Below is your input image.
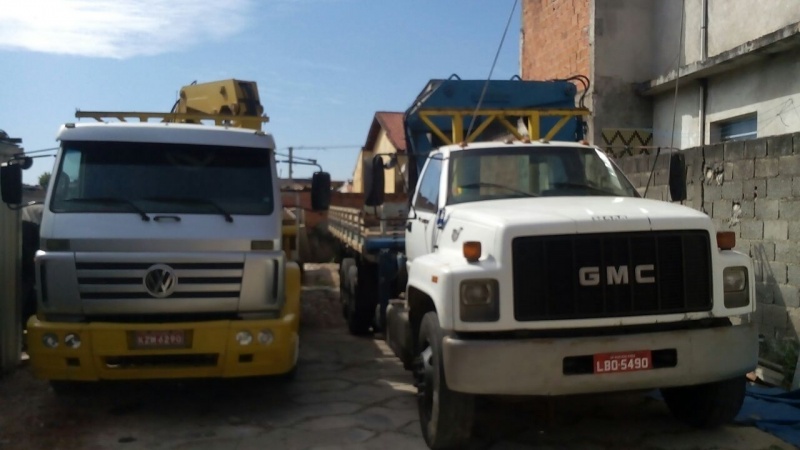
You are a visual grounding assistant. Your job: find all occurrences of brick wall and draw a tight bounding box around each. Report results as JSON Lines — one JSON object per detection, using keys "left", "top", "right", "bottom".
{"left": 613, "top": 132, "right": 800, "bottom": 360}
{"left": 521, "top": 0, "right": 590, "bottom": 80}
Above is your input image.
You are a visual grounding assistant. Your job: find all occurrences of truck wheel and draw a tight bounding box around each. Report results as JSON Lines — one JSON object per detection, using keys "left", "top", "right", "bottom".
{"left": 346, "top": 261, "right": 375, "bottom": 335}
{"left": 339, "top": 258, "right": 355, "bottom": 319}
{"left": 660, "top": 376, "right": 746, "bottom": 428}
{"left": 50, "top": 380, "right": 89, "bottom": 396}
{"left": 414, "top": 312, "right": 474, "bottom": 449}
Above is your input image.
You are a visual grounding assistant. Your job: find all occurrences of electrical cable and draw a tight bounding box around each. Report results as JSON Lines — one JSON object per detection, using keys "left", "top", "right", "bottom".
{"left": 645, "top": 0, "right": 685, "bottom": 199}
{"left": 466, "top": 0, "right": 519, "bottom": 141}
{"left": 18, "top": 147, "right": 59, "bottom": 155}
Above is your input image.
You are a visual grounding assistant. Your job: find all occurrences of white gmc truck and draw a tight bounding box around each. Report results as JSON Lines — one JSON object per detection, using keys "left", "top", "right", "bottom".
{"left": 377, "top": 139, "right": 757, "bottom": 449}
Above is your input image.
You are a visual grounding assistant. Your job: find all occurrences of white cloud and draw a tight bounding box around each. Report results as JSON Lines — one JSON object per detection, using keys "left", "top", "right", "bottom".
{"left": 0, "top": 0, "right": 255, "bottom": 59}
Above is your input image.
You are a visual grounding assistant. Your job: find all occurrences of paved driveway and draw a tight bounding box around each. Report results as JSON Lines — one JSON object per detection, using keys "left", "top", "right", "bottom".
{"left": 0, "top": 266, "right": 792, "bottom": 449}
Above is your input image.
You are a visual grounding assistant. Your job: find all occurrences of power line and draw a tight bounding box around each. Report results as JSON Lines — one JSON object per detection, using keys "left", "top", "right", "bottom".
{"left": 466, "top": 0, "right": 518, "bottom": 140}
{"left": 281, "top": 145, "right": 361, "bottom": 151}
{"left": 21, "top": 147, "right": 59, "bottom": 155}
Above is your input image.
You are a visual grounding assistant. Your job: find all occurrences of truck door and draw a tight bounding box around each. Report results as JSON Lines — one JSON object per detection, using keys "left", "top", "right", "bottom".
{"left": 406, "top": 156, "right": 442, "bottom": 262}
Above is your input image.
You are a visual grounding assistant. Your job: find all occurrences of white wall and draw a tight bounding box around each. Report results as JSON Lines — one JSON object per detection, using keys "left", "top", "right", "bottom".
{"left": 652, "top": 0, "right": 703, "bottom": 74}
{"left": 706, "top": 52, "right": 800, "bottom": 141}
{"left": 653, "top": 0, "right": 800, "bottom": 75}
{"left": 593, "top": 0, "right": 654, "bottom": 82}
{"left": 596, "top": 0, "right": 800, "bottom": 148}
{"left": 652, "top": 51, "right": 800, "bottom": 147}
{"left": 708, "top": 0, "right": 800, "bottom": 57}
{"left": 590, "top": 0, "right": 656, "bottom": 144}
{"left": 652, "top": 84, "right": 702, "bottom": 149}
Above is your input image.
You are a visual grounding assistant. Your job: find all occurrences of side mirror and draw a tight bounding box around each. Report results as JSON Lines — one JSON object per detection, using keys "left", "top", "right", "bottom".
{"left": 1, "top": 162, "right": 23, "bottom": 205}
{"left": 311, "top": 171, "right": 331, "bottom": 211}
{"left": 19, "top": 156, "right": 33, "bottom": 170}
{"left": 365, "top": 155, "right": 385, "bottom": 207}
{"left": 669, "top": 152, "right": 687, "bottom": 202}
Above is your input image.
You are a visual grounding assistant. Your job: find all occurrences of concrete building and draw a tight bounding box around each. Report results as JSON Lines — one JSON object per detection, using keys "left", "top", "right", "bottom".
{"left": 521, "top": 0, "right": 800, "bottom": 152}
{"left": 522, "top": 0, "right": 800, "bottom": 382}
{"left": 351, "top": 112, "right": 408, "bottom": 194}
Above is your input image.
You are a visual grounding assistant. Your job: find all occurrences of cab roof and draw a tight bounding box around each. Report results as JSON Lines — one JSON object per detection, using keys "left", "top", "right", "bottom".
{"left": 57, "top": 122, "right": 276, "bottom": 150}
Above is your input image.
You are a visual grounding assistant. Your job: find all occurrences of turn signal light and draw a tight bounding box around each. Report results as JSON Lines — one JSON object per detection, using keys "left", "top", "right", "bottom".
{"left": 251, "top": 240, "right": 274, "bottom": 250}
{"left": 463, "top": 241, "right": 481, "bottom": 262}
{"left": 717, "top": 231, "right": 735, "bottom": 250}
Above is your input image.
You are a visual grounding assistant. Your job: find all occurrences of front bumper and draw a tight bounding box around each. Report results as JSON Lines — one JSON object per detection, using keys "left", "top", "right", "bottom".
{"left": 442, "top": 321, "right": 758, "bottom": 395}
{"left": 26, "top": 314, "right": 299, "bottom": 381}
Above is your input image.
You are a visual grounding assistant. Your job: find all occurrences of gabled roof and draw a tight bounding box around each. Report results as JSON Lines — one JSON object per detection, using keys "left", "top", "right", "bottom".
{"left": 364, "top": 111, "right": 406, "bottom": 153}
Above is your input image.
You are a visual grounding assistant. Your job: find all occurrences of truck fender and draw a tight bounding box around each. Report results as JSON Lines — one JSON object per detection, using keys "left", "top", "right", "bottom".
{"left": 406, "top": 257, "right": 453, "bottom": 330}
{"left": 283, "top": 261, "right": 302, "bottom": 329}
{"left": 346, "top": 264, "right": 358, "bottom": 296}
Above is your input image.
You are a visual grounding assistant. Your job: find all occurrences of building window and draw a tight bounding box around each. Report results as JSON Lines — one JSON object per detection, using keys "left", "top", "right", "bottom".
{"left": 712, "top": 115, "right": 757, "bottom": 143}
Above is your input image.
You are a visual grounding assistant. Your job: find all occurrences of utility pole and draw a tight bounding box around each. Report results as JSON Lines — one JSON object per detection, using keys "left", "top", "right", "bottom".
{"left": 288, "top": 146, "right": 293, "bottom": 184}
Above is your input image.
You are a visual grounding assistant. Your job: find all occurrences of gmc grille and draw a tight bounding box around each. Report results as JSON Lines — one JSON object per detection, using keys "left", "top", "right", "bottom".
{"left": 512, "top": 231, "right": 712, "bottom": 321}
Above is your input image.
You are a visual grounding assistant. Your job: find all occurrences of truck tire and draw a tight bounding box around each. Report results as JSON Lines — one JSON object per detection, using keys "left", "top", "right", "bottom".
{"left": 346, "top": 261, "right": 375, "bottom": 335}
{"left": 339, "top": 258, "right": 356, "bottom": 319}
{"left": 414, "top": 312, "right": 474, "bottom": 449}
{"left": 50, "top": 380, "right": 90, "bottom": 396}
{"left": 660, "top": 376, "right": 746, "bottom": 428}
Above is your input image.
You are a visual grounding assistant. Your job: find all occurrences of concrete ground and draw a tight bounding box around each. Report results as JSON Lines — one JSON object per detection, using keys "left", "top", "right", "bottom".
{"left": 0, "top": 264, "right": 793, "bottom": 449}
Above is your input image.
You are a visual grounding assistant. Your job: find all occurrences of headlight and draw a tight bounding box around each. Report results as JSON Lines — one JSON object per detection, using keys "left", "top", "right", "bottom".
{"left": 258, "top": 330, "right": 274, "bottom": 345}
{"left": 460, "top": 279, "right": 499, "bottom": 322}
{"left": 42, "top": 333, "right": 59, "bottom": 349}
{"left": 64, "top": 333, "right": 81, "bottom": 349}
{"left": 235, "top": 331, "right": 253, "bottom": 346}
{"left": 723, "top": 266, "right": 749, "bottom": 308}
{"left": 723, "top": 267, "right": 747, "bottom": 292}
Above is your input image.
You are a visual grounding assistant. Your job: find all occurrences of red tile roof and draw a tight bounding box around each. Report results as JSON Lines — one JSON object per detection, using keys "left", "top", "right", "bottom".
{"left": 364, "top": 111, "right": 406, "bottom": 152}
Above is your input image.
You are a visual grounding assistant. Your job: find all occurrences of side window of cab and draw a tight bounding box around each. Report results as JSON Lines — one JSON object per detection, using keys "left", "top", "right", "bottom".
{"left": 54, "top": 148, "right": 82, "bottom": 201}
{"left": 413, "top": 156, "right": 442, "bottom": 212}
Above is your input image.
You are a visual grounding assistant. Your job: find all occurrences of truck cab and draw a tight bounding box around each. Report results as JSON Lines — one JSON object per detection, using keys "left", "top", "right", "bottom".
{"left": 405, "top": 140, "right": 641, "bottom": 262}
{"left": 10, "top": 120, "right": 319, "bottom": 386}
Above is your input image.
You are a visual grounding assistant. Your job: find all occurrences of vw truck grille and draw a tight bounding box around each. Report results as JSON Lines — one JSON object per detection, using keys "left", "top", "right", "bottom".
{"left": 512, "top": 231, "right": 712, "bottom": 321}
{"left": 77, "top": 262, "right": 244, "bottom": 300}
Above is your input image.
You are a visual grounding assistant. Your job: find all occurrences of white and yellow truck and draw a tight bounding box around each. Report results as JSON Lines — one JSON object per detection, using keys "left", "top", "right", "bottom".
{"left": 0, "top": 79, "right": 331, "bottom": 390}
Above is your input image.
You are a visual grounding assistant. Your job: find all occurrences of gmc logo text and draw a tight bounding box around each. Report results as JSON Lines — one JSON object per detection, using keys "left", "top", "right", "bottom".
{"left": 579, "top": 264, "right": 656, "bottom": 286}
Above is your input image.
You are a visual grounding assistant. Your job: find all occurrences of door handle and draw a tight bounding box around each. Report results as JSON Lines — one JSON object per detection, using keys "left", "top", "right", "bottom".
{"left": 406, "top": 221, "right": 412, "bottom": 231}
{"left": 419, "top": 218, "right": 429, "bottom": 224}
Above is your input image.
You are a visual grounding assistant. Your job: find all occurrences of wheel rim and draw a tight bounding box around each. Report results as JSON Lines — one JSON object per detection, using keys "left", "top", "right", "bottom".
{"left": 415, "top": 344, "right": 434, "bottom": 426}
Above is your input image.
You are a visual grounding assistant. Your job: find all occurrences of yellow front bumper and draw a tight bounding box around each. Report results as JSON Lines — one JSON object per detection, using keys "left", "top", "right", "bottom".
{"left": 26, "top": 314, "right": 299, "bottom": 381}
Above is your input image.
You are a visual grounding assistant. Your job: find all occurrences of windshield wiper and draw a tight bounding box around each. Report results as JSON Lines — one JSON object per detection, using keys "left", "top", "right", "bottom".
{"left": 143, "top": 197, "right": 234, "bottom": 223}
{"left": 63, "top": 197, "right": 151, "bottom": 221}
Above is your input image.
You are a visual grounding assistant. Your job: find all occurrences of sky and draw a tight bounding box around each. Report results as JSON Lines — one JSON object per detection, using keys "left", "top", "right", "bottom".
{"left": 0, "top": 0, "right": 522, "bottom": 185}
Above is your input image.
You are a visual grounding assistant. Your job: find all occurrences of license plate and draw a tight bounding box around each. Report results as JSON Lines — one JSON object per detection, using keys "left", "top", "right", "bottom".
{"left": 593, "top": 350, "right": 652, "bottom": 374}
{"left": 130, "top": 330, "right": 189, "bottom": 349}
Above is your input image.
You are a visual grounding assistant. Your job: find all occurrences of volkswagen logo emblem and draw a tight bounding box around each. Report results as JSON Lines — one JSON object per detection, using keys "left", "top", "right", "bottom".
{"left": 144, "top": 264, "right": 178, "bottom": 298}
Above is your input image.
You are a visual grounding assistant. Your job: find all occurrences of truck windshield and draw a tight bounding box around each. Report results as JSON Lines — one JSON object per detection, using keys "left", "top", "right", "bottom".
{"left": 50, "top": 141, "right": 274, "bottom": 215}
{"left": 447, "top": 146, "right": 639, "bottom": 205}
